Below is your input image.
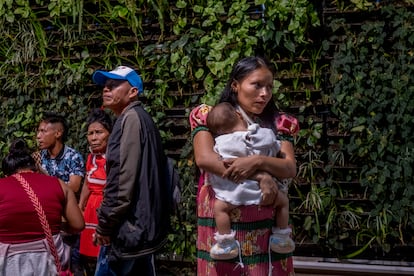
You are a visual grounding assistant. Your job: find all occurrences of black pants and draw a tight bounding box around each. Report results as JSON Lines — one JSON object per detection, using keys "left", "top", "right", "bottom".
{"left": 95, "top": 246, "right": 155, "bottom": 276}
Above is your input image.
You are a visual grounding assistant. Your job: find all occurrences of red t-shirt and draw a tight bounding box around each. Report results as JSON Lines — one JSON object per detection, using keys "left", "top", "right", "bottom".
{"left": 0, "top": 172, "right": 65, "bottom": 243}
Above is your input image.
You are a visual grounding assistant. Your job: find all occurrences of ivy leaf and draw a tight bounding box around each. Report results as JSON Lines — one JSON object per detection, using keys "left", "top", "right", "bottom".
{"left": 195, "top": 68, "right": 204, "bottom": 79}
{"left": 171, "top": 52, "right": 180, "bottom": 64}
{"left": 14, "top": 7, "right": 30, "bottom": 18}
{"left": 193, "top": 5, "right": 203, "bottom": 13}
{"left": 5, "top": 10, "right": 15, "bottom": 22}
{"left": 284, "top": 40, "right": 295, "bottom": 52}
{"left": 113, "top": 5, "right": 128, "bottom": 19}
{"left": 351, "top": 125, "right": 365, "bottom": 132}
{"left": 176, "top": 0, "right": 186, "bottom": 9}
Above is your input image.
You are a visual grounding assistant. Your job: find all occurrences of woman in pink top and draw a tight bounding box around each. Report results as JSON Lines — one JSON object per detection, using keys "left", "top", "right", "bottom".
{"left": 190, "top": 56, "right": 298, "bottom": 275}
{"left": 0, "top": 139, "right": 84, "bottom": 275}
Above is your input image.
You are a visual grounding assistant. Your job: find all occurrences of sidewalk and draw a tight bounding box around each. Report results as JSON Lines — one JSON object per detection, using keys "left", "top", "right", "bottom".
{"left": 294, "top": 256, "right": 414, "bottom": 275}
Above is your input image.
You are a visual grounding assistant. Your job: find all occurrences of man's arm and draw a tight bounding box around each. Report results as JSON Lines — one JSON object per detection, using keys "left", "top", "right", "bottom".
{"left": 96, "top": 110, "right": 141, "bottom": 238}
{"left": 67, "top": 150, "right": 85, "bottom": 193}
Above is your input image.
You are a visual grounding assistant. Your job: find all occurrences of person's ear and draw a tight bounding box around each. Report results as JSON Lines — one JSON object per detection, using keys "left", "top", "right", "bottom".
{"left": 54, "top": 127, "right": 63, "bottom": 140}
{"left": 231, "top": 81, "right": 238, "bottom": 93}
{"left": 129, "top": 87, "right": 139, "bottom": 98}
{"left": 235, "top": 110, "right": 243, "bottom": 119}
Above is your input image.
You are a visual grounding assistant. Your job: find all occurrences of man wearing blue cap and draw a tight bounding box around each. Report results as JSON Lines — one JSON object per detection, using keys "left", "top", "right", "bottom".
{"left": 91, "top": 66, "right": 170, "bottom": 275}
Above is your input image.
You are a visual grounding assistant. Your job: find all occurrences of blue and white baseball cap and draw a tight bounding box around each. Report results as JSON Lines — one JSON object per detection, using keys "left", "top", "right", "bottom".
{"left": 93, "top": 66, "right": 144, "bottom": 94}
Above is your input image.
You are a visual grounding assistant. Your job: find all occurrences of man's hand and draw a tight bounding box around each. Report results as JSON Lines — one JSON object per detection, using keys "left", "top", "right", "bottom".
{"left": 93, "top": 232, "right": 111, "bottom": 246}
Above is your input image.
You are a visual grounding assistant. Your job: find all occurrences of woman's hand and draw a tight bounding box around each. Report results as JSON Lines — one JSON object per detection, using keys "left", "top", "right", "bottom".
{"left": 223, "top": 157, "right": 278, "bottom": 205}
{"left": 78, "top": 180, "right": 90, "bottom": 213}
{"left": 222, "top": 155, "right": 259, "bottom": 183}
{"left": 78, "top": 202, "right": 85, "bottom": 212}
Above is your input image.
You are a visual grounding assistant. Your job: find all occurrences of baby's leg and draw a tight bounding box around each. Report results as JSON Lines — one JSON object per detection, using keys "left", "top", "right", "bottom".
{"left": 214, "top": 199, "right": 237, "bottom": 235}
{"left": 211, "top": 199, "right": 241, "bottom": 260}
{"left": 273, "top": 191, "right": 289, "bottom": 229}
{"left": 270, "top": 191, "right": 295, "bottom": 253}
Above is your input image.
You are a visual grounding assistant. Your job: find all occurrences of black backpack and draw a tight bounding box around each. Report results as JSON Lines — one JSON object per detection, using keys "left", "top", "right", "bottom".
{"left": 166, "top": 157, "right": 181, "bottom": 215}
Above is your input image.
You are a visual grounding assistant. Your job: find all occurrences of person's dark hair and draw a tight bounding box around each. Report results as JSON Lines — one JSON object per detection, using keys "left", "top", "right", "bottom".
{"left": 86, "top": 108, "right": 113, "bottom": 133}
{"left": 219, "top": 56, "right": 278, "bottom": 130}
{"left": 41, "top": 112, "right": 68, "bottom": 143}
{"left": 207, "top": 102, "right": 239, "bottom": 136}
{"left": 2, "top": 139, "right": 36, "bottom": 176}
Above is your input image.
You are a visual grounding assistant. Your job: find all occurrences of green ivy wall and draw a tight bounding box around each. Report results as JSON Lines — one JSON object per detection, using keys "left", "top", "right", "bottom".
{"left": 1, "top": 0, "right": 413, "bottom": 264}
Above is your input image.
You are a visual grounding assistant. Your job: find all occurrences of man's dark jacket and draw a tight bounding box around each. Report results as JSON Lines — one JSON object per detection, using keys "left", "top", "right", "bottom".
{"left": 96, "top": 101, "right": 169, "bottom": 259}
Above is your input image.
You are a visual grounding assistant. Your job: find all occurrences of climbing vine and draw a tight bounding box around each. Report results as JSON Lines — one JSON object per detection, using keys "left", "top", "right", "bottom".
{"left": 329, "top": 4, "right": 414, "bottom": 254}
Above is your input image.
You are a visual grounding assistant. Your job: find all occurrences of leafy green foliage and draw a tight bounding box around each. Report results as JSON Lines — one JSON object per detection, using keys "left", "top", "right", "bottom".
{"left": 153, "top": 0, "right": 320, "bottom": 106}
{"left": 329, "top": 4, "right": 414, "bottom": 253}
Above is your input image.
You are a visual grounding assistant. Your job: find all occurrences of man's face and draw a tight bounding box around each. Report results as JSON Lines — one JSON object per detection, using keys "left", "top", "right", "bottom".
{"left": 36, "top": 122, "right": 61, "bottom": 150}
{"left": 102, "top": 79, "right": 136, "bottom": 115}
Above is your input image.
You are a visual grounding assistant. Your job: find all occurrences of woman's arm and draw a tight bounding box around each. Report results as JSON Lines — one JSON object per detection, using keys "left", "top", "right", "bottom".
{"left": 222, "top": 140, "right": 296, "bottom": 180}
{"left": 78, "top": 179, "right": 90, "bottom": 211}
{"left": 193, "top": 130, "right": 278, "bottom": 205}
{"left": 193, "top": 130, "right": 227, "bottom": 176}
{"left": 60, "top": 181, "right": 85, "bottom": 233}
{"left": 67, "top": 175, "right": 83, "bottom": 193}
{"left": 255, "top": 140, "right": 296, "bottom": 177}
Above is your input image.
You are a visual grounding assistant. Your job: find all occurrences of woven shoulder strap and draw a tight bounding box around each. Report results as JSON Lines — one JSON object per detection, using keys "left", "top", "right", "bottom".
{"left": 12, "top": 173, "right": 63, "bottom": 272}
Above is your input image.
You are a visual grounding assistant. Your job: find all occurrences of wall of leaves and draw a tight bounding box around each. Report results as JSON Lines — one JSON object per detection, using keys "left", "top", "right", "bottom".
{"left": 1, "top": 0, "right": 413, "bottom": 264}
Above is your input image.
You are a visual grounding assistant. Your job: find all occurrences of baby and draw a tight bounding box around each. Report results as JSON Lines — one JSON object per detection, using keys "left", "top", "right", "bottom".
{"left": 206, "top": 102, "right": 295, "bottom": 260}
